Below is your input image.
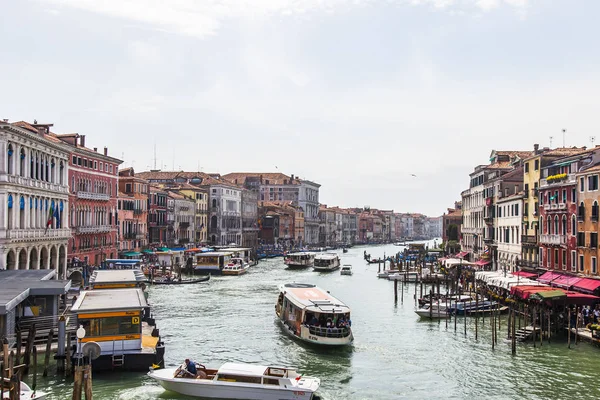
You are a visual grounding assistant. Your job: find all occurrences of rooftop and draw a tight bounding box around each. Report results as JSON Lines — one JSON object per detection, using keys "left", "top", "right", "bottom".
{"left": 89, "top": 270, "right": 146, "bottom": 286}
{"left": 0, "top": 270, "right": 71, "bottom": 314}
{"left": 280, "top": 283, "right": 350, "bottom": 313}
{"left": 71, "top": 288, "right": 148, "bottom": 313}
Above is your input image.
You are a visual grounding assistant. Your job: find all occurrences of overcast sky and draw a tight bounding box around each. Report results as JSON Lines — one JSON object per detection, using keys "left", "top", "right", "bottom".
{"left": 2, "top": 1, "right": 600, "bottom": 216}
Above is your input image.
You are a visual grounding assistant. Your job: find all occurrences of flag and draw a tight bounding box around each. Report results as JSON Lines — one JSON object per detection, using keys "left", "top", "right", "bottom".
{"left": 53, "top": 206, "right": 60, "bottom": 228}
{"left": 45, "top": 202, "right": 54, "bottom": 233}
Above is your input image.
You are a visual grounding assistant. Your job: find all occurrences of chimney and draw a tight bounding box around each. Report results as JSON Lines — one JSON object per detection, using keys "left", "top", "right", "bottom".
{"left": 80, "top": 135, "right": 86, "bottom": 148}
{"left": 291, "top": 174, "right": 294, "bottom": 181}
{"left": 93, "top": 147, "right": 97, "bottom": 152}
{"left": 533, "top": 143, "right": 539, "bottom": 153}
{"left": 104, "top": 147, "right": 108, "bottom": 156}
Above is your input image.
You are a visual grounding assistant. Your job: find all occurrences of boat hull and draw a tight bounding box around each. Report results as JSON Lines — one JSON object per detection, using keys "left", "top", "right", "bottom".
{"left": 415, "top": 310, "right": 448, "bottom": 318}
{"left": 285, "top": 263, "right": 312, "bottom": 269}
{"left": 149, "top": 370, "right": 317, "bottom": 400}
{"left": 313, "top": 266, "right": 340, "bottom": 272}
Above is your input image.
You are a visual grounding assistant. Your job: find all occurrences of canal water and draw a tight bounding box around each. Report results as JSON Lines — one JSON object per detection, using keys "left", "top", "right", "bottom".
{"left": 38, "top": 241, "right": 600, "bottom": 399}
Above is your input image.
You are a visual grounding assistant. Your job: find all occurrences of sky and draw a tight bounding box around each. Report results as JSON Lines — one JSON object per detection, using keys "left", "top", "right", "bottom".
{"left": 2, "top": 0, "right": 600, "bottom": 217}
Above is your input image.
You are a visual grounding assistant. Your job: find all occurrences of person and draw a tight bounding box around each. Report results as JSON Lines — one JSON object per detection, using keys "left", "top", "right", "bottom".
{"left": 185, "top": 359, "right": 197, "bottom": 376}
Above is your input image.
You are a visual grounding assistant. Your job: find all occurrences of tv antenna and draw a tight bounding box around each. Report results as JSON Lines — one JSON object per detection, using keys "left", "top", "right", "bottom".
{"left": 591, "top": 136, "right": 596, "bottom": 147}
{"left": 153, "top": 142, "right": 157, "bottom": 170}
{"left": 549, "top": 136, "right": 554, "bottom": 148}
{"left": 562, "top": 129, "right": 566, "bottom": 148}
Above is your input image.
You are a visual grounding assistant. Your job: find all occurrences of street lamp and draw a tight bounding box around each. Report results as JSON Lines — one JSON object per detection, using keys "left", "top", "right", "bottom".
{"left": 76, "top": 324, "right": 86, "bottom": 364}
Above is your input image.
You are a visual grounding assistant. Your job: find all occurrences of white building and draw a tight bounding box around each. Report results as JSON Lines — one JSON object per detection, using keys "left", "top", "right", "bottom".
{"left": 208, "top": 183, "right": 242, "bottom": 245}
{"left": 0, "top": 121, "right": 71, "bottom": 278}
{"left": 171, "top": 192, "right": 195, "bottom": 246}
{"left": 298, "top": 180, "right": 320, "bottom": 245}
{"left": 496, "top": 193, "right": 523, "bottom": 273}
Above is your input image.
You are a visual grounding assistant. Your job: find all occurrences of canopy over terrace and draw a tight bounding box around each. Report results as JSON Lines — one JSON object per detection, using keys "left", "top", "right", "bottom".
{"left": 443, "top": 258, "right": 476, "bottom": 267}
{"left": 476, "top": 271, "right": 546, "bottom": 290}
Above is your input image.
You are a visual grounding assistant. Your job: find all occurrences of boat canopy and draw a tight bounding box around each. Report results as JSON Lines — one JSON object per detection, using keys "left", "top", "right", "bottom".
{"left": 217, "top": 363, "right": 269, "bottom": 377}
{"left": 280, "top": 283, "right": 350, "bottom": 313}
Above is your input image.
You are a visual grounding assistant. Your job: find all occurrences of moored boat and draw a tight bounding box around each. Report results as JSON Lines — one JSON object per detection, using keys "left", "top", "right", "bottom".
{"left": 388, "top": 271, "right": 420, "bottom": 282}
{"left": 222, "top": 258, "right": 250, "bottom": 276}
{"left": 151, "top": 275, "right": 210, "bottom": 285}
{"left": 415, "top": 303, "right": 449, "bottom": 318}
{"left": 275, "top": 283, "right": 353, "bottom": 346}
{"left": 313, "top": 254, "right": 340, "bottom": 272}
{"left": 148, "top": 361, "right": 320, "bottom": 400}
{"left": 1, "top": 380, "right": 47, "bottom": 399}
{"left": 284, "top": 252, "right": 315, "bottom": 269}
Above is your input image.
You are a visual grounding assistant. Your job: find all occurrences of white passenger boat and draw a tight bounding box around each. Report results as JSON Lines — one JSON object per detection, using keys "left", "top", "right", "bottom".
{"left": 148, "top": 361, "right": 320, "bottom": 400}
{"left": 193, "top": 252, "right": 233, "bottom": 275}
{"left": 284, "top": 252, "right": 315, "bottom": 269}
{"left": 275, "top": 283, "right": 353, "bottom": 346}
{"left": 313, "top": 254, "right": 340, "bottom": 272}
{"left": 1, "top": 380, "right": 47, "bottom": 399}
{"left": 340, "top": 265, "right": 353, "bottom": 275}
{"left": 414, "top": 303, "right": 449, "bottom": 318}
{"left": 222, "top": 258, "right": 250, "bottom": 276}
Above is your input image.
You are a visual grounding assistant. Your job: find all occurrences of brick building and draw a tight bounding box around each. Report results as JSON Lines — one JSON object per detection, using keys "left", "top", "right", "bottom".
{"left": 148, "top": 185, "right": 168, "bottom": 246}
{"left": 118, "top": 168, "right": 148, "bottom": 253}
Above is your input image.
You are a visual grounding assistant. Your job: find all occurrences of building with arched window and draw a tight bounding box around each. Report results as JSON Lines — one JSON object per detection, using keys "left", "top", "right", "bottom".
{"left": 0, "top": 121, "right": 71, "bottom": 278}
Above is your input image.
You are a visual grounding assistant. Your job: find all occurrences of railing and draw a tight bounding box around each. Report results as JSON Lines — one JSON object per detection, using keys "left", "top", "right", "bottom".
{"left": 6, "top": 228, "right": 72, "bottom": 239}
{"left": 76, "top": 191, "right": 110, "bottom": 201}
{"left": 540, "top": 173, "right": 577, "bottom": 188}
{"left": 539, "top": 234, "right": 566, "bottom": 245}
{"left": 133, "top": 208, "right": 144, "bottom": 215}
{"left": 306, "top": 325, "right": 352, "bottom": 339}
{"left": 136, "top": 233, "right": 146, "bottom": 240}
{"left": 517, "top": 259, "right": 539, "bottom": 269}
{"left": 4, "top": 174, "right": 69, "bottom": 194}
{"left": 521, "top": 235, "right": 537, "bottom": 245}
{"left": 123, "top": 233, "right": 137, "bottom": 239}
{"left": 76, "top": 225, "right": 113, "bottom": 233}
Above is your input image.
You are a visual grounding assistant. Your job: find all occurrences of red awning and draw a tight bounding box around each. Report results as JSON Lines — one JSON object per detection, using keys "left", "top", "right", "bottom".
{"left": 513, "top": 271, "right": 537, "bottom": 279}
{"left": 457, "top": 251, "right": 469, "bottom": 259}
{"left": 565, "top": 291, "right": 600, "bottom": 305}
{"left": 537, "top": 271, "right": 563, "bottom": 284}
{"left": 572, "top": 278, "right": 600, "bottom": 294}
{"left": 551, "top": 275, "right": 582, "bottom": 289}
{"left": 510, "top": 285, "right": 555, "bottom": 300}
{"left": 474, "top": 260, "right": 491, "bottom": 266}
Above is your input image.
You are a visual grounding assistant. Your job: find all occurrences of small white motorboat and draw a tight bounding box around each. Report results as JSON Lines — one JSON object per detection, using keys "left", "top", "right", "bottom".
{"left": 340, "top": 265, "right": 353, "bottom": 275}
{"left": 388, "top": 271, "right": 420, "bottom": 282}
{"left": 415, "top": 303, "right": 449, "bottom": 319}
{"left": 313, "top": 253, "right": 341, "bottom": 272}
{"left": 148, "top": 362, "right": 320, "bottom": 400}
{"left": 1, "top": 380, "right": 47, "bottom": 399}
{"left": 222, "top": 258, "right": 250, "bottom": 276}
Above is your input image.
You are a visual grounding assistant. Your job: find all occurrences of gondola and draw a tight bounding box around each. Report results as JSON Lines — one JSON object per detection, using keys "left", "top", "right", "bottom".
{"left": 151, "top": 275, "right": 210, "bottom": 285}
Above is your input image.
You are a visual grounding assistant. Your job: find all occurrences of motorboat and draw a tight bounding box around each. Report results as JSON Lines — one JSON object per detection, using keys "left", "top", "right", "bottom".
{"left": 284, "top": 252, "right": 315, "bottom": 269}
{"left": 340, "top": 265, "right": 353, "bottom": 275}
{"left": 377, "top": 269, "right": 399, "bottom": 279}
{"left": 151, "top": 275, "right": 210, "bottom": 285}
{"left": 275, "top": 283, "right": 353, "bottom": 346}
{"left": 1, "top": 379, "right": 47, "bottom": 399}
{"left": 222, "top": 258, "right": 250, "bottom": 276}
{"left": 148, "top": 361, "right": 320, "bottom": 400}
{"left": 313, "top": 254, "right": 340, "bottom": 272}
{"left": 414, "top": 303, "right": 449, "bottom": 319}
{"left": 387, "top": 271, "right": 419, "bottom": 282}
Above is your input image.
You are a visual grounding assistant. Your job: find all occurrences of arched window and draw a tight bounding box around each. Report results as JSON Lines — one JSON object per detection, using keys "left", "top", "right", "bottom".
{"left": 578, "top": 202, "right": 585, "bottom": 220}
{"left": 212, "top": 199, "right": 217, "bottom": 208}
{"left": 572, "top": 215, "right": 577, "bottom": 236}
{"left": 554, "top": 215, "right": 559, "bottom": 235}
{"left": 547, "top": 215, "right": 552, "bottom": 234}
{"left": 7, "top": 194, "right": 13, "bottom": 209}
{"left": 19, "top": 148, "right": 26, "bottom": 176}
{"left": 59, "top": 161, "right": 64, "bottom": 185}
{"left": 50, "top": 158, "right": 55, "bottom": 183}
{"left": 30, "top": 151, "right": 34, "bottom": 178}
{"left": 593, "top": 201, "right": 599, "bottom": 222}
{"left": 562, "top": 215, "right": 567, "bottom": 236}
{"left": 7, "top": 144, "right": 13, "bottom": 174}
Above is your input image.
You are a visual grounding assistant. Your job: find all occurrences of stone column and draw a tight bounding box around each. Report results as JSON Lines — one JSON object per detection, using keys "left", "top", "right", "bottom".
{"left": 0, "top": 139, "right": 7, "bottom": 175}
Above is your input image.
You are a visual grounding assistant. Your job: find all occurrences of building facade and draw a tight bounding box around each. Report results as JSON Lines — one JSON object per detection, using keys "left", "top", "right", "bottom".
{"left": 117, "top": 168, "right": 148, "bottom": 253}
{"left": 148, "top": 185, "right": 168, "bottom": 246}
{"left": 576, "top": 164, "right": 600, "bottom": 276}
{"left": 241, "top": 190, "right": 259, "bottom": 249}
{"left": 0, "top": 121, "right": 71, "bottom": 277}
{"left": 496, "top": 193, "right": 523, "bottom": 273}
{"left": 57, "top": 134, "right": 121, "bottom": 266}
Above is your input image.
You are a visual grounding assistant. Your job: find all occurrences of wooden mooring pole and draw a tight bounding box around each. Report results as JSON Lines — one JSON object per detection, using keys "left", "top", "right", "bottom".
{"left": 568, "top": 308, "right": 572, "bottom": 349}
{"left": 83, "top": 364, "right": 93, "bottom": 400}
{"left": 32, "top": 346, "right": 38, "bottom": 391}
{"left": 72, "top": 364, "right": 83, "bottom": 400}
{"left": 475, "top": 294, "right": 479, "bottom": 341}
{"left": 44, "top": 329, "right": 54, "bottom": 377}
{"left": 394, "top": 280, "right": 398, "bottom": 304}
{"left": 511, "top": 306, "right": 517, "bottom": 356}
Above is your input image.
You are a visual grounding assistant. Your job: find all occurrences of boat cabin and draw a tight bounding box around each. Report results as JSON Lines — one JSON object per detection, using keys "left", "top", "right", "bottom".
{"left": 194, "top": 252, "right": 234, "bottom": 273}
{"left": 214, "top": 247, "right": 252, "bottom": 262}
{"left": 72, "top": 288, "right": 149, "bottom": 354}
{"left": 314, "top": 253, "right": 339, "bottom": 268}
{"left": 212, "top": 363, "right": 301, "bottom": 385}
{"left": 89, "top": 270, "right": 146, "bottom": 290}
{"left": 285, "top": 252, "right": 315, "bottom": 266}
{"left": 103, "top": 259, "right": 142, "bottom": 270}
{"left": 155, "top": 250, "right": 185, "bottom": 267}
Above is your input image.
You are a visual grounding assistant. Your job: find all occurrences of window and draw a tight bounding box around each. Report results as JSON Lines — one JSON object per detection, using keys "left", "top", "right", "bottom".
{"left": 589, "top": 175, "right": 599, "bottom": 191}
{"left": 562, "top": 215, "right": 567, "bottom": 236}
{"left": 577, "top": 231, "right": 585, "bottom": 247}
{"left": 110, "top": 165, "right": 113, "bottom": 173}
{"left": 534, "top": 159, "right": 539, "bottom": 170}
{"left": 525, "top": 162, "right": 529, "bottom": 173}
{"left": 578, "top": 202, "right": 585, "bottom": 221}
{"left": 579, "top": 254, "right": 585, "bottom": 272}
{"left": 72, "top": 155, "right": 77, "bottom": 164}
{"left": 562, "top": 250, "right": 566, "bottom": 270}
{"left": 593, "top": 201, "right": 599, "bottom": 221}
{"left": 562, "top": 189, "right": 566, "bottom": 203}
{"left": 547, "top": 249, "right": 551, "bottom": 268}
{"left": 591, "top": 232, "right": 598, "bottom": 248}
{"left": 571, "top": 188, "right": 576, "bottom": 202}
{"left": 593, "top": 257, "right": 598, "bottom": 275}
{"left": 515, "top": 203, "right": 519, "bottom": 216}
{"left": 78, "top": 315, "right": 140, "bottom": 337}
{"left": 580, "top": 177, "right": 585, "bottom": 192}
{"left": 571, "top": 215, "right": 576, "bottom": 235}
{"left": 554, "top": 249, "right": 559, "bottom": 269}
{"left": 99, "top": 162, "right": 103, "bottom": 171}
{"left": 94, "top": 161, "right": 98, "bottom": 170}
{"left": 571, "top": 251, "right": 576, "bottom": 272}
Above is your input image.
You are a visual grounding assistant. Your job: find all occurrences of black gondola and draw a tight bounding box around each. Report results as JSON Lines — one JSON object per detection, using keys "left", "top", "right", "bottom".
{"left": 151, "top": 275, "right": 210, "bottom": 285}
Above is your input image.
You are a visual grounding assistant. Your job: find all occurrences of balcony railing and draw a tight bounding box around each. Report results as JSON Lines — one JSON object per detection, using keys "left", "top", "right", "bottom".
{"left": 76, "top": 191, "right": 110, "bottom": 201}
{"left": 517, "top": 259, "right": 539, "bottom": 269}
{"left": 75, "top": 225, "right": 113, "bottom": 234}
{"left": 5, "top": 228, "right": 72, "bottom": 240}
{"left": 540, "top": 173, "right": 577, "bottom": 188}
{"left": 521, "top": 235, "right": 537, "bottom": 245}
{"left": 133, "top": 209, "right": 144, "bottom": 215}
{"left": 136, "top": 233, "right": 146, "bottom": 239}
{"left": 4, "top": 174, "right": 69, "bottom": 194}
{"left": 539, "top": 234, "right": 566, "bottom": 245}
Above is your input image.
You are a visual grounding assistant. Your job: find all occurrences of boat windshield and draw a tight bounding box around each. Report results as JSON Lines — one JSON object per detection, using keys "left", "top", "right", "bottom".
{"left": 302, "top": 311, "right": 351, "bottom": 338}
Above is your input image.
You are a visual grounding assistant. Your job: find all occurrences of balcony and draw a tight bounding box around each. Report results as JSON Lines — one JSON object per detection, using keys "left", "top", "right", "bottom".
{"left": 136, "top": 233, "right": 146, "bottom": 240}
{"left": 539, "top": 234, "right": 566, "bottom": 246}
{"left": 4, "top": 174, "right": 69, "bottom": 194}
{"left": 133, "top": 208, "right": 144, "bottom": 215}
{"left": 5, "top": 228, "right": 72, "bottom": 240}
{"left": 521, "top": 235, "right": 537, "bottom": 245}
{"left": 76, "top": 191, "right": 110, "bottom": 201}
{"left": 540, "top": 173, "right": 576, "bottom": 188}
{"left": 179, "top": 222, "right": 190, "bottom": 229}
{"left": 123, "top": 233, "right": 137, "bottom": 239}
{"left": 75, "top": 225, "right": 113, "bottom": 234}
{"left": 517, "top": 259, "right": 539, "bottom": 269}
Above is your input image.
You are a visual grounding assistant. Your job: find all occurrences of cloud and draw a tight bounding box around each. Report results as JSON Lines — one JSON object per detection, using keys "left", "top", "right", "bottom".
{"left": 37, "top": 0, "right": 530, "bottom": 38}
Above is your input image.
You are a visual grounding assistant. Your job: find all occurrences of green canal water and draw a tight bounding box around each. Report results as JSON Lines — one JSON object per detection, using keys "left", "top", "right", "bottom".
{"left": 36, "top": 242, "right": 600, "bottom": 399}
